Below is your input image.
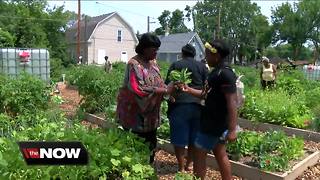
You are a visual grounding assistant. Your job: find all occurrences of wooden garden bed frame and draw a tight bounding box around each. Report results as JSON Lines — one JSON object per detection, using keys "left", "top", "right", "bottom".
{"left": 158, "top": 139, "right": 319, "bottom": 180}
{"left": 238, "top": 118, "right": 320, "bottom": 142}
{"left": 85, "top": 113, "right": 320, "bottom": 180}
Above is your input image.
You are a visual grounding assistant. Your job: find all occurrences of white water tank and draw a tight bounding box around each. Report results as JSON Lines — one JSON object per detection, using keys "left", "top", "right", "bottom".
{"left": 0, "top": 48, "right": 50, "bottom": 82}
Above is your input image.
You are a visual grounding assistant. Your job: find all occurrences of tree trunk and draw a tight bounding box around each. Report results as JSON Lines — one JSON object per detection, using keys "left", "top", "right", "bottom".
{"left": 293, "top": 44, "right": 301, "bottom": 61}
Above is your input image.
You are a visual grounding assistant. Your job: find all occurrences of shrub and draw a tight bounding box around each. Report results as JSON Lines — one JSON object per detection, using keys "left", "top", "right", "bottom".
{"left": 50, "top": 58, "right": 65, "bottom": 82}
{"left": 276, "top": 76, "right": 305, "bottom": 96}
{"left": 0, "top": 74, "right": 8, "bottom": 113}
{"left": 65, "top": 65, "right": 124, "bottom": 113}
{"left": 0, "top": 73, "right": 50, "bottom": 116}
{"left": 305, "top": 87, "right": 320, "bottom": 109}
{"left": 241, "top": 89, "right": 312, "bottom": 128}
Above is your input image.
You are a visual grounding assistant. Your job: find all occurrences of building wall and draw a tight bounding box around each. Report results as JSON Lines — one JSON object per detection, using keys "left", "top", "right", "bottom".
{"left": 157, "top": 53, "right": 180, "bottom": 63}
{"left": 88, "top": 15, "right": 137, "bottom": 64}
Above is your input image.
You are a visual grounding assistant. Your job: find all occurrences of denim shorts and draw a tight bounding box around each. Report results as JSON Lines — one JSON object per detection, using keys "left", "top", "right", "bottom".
{"left": 168, "top": 103, "right": 201, "bottom": 147}
{"left": 194, "top": 132, "right": 226, "bottom": 151}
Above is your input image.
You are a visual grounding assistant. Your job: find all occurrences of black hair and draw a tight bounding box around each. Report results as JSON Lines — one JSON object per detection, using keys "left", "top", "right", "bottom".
{"left": 182, "top": 44, "right": 196, "bottom": 57}
{"left": 135, "top": 33, "right": 161, "bottom": 54}
{"left": 210, "top": 39, "right": 230, "bottom": 59}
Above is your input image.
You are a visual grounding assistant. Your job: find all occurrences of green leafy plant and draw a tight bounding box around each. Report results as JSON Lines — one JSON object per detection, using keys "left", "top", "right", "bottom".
{"left": 158, "top": 116, "right": 170, "bottom": 140}
{"left": 227, "top": 131, "right": 304, "bottom": 172}
{"left": 0, "top": 113, "right": 157, "bottom": 179}
{"left": 51, "top": 95, "right": 64, "bottom": 105}
{"left": 175, "top": 172, "right": 199, "bottom": 180}
{"left": 240, "top": 89, "right": 313, "bottom": 129}
{"left": 169, "top": 68, "right": 192, "bottom": 84}
{"left": 65, "top": 64, "right": 124, "bottom": 113}
{"left": 0, "top": 73, "right": 50, "bottom": 117}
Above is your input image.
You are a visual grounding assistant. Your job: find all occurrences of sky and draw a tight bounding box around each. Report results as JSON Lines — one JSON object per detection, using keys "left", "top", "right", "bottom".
{"left": 47, "top": 0, "right": 296, "bottom": 33}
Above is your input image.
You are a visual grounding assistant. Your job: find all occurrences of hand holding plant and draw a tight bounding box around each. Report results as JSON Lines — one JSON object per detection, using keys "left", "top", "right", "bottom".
{"left": 169, "top": 68, "right": 192, "bottom": 84}
{"left": 226, "top": 130, "right": 237, "bottom": 142}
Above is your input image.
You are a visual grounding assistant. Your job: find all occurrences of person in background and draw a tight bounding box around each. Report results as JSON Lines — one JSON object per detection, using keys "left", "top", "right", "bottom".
{"left": 116, "top": 33, "right": 175, "bottom": 163}
{"left": 179, "top": 39, "right": 238, "bottom": 180}
{"left": 165, "top": 44, "right": 208, "bottom": 172}
{"left": 104, "top": 56, "right": 112, "bottom": 73}
{"left": 260, "top": 56, "right": 276, "bottom": 89}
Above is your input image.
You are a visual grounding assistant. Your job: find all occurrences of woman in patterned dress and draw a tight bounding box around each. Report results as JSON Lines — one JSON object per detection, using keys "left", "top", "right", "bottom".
{"left": 116, "top": 33, "right": 174, "bottom": 163}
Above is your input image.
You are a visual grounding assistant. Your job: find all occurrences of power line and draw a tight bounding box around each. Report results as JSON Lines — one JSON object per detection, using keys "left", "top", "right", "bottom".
{"left": 95, "top": 2, "right": 157, "bottom": 20}
{"left": 0, "top": 15, "right": 66, "bottom": 22}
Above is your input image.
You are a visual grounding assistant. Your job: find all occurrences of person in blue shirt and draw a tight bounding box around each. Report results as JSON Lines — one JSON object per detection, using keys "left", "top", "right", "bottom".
{"left": 165, "top": 44, "right": 208, "bottom": 172}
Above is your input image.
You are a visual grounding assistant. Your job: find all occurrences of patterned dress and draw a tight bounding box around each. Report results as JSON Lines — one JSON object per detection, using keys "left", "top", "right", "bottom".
{"left": 116, "top": 57, "right": 165, "bottom": 133}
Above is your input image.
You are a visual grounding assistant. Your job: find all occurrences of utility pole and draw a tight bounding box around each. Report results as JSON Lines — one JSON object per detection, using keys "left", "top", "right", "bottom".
{"left": 147, "top": 16, "right": 155, "bottom": 32}
{"left": 191, "top": 9, "right": 196, "bottom": 32}
{"left": 77, "top": 0, "right": 81, "bottom": 64}
{"left": 217, "top": 1, "right": 222, "bottom": 39}
{"left": 84, "top": 15, "right": 87, "bottom": 64}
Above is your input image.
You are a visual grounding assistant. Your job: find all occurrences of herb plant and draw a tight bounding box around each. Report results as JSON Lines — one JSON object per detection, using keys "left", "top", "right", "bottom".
{"left": 169, "top": 68, "right": 192, "bottom": 84}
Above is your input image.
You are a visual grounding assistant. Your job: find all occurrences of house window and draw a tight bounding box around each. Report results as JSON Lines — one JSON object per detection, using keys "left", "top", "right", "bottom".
{"left": 177, "top": 54, "right": 182, "bottom": 61}
{"left": 117, "top": 30, "right": 122, "bottom": 42}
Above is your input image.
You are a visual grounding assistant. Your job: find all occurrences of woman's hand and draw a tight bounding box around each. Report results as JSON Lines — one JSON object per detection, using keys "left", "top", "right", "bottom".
{"left": 166, "top": 81, "right": 176, "bottom": 94}
{"left": 176, "top": 82, "right": 189, "bottom": 92}
{"left": 226, "top": 130, "right": 237, "bottom": 142}
{"left": 142, "top": 86, "right": 154, "bottom": 93}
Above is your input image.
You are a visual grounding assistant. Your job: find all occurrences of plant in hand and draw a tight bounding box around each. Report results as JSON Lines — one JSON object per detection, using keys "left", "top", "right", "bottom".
{"left": 169, "top": 68, "right": 192, "bottom": 84}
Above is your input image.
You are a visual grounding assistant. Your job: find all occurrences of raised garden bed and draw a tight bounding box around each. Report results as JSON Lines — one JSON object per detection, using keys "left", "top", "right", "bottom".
{"left": 158, "top": 139, "right": 320, "bottom": 180}
{"left": 85, "top": 113, "right": 116, "bottom": 129}
{"left": 85, "top": 113, "right": 320, "bottom": 180}
{"left": 238, "top": 118, "right": 320, "bottom": 142}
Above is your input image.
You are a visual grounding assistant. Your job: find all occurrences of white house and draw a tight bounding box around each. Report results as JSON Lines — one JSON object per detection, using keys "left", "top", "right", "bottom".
{"left": 66, "top": 12, "right": 138, "bottom": 64}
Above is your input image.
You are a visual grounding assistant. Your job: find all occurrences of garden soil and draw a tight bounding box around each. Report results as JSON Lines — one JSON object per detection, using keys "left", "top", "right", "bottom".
{"left": 57, "top": 82, "right": 320, "bottom": 180}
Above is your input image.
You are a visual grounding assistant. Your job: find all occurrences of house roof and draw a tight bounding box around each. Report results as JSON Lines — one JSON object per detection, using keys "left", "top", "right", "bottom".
{"left": 66, "top": 12, "right": 138, "bottom": 43}
{"left": 157, "top": 32, "right": 203, "bottom": 53}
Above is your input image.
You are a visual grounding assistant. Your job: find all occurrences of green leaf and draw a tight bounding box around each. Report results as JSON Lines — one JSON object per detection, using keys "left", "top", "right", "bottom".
{"left": 132, "top": 164, "right": 143, "bottom": 173}
{"left": 110, "top": 158, "right": 121, "bottom": 166}
{"left": 122, "top": 156, "right": 131, "bottom": 162}
{"left": 0, "top": 152, "right": 8, "bottom": 167}
{"left": 110, "top": 149, "right": 121, "bottom": 156}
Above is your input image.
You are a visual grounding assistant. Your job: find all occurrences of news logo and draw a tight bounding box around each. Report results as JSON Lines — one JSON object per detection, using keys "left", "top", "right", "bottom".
{"left": 18, "top": 141, "right": 88, "bottom": 165}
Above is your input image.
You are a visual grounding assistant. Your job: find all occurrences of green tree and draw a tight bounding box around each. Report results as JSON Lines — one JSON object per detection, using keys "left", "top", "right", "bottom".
{"left": 155, "top": 9, "right": 190, "bottom": 35}
{"left": 298, "top": 0, "right": 320, "bottom": 63}
{"left": 271, "top": 2, "right": 308, "bottom": 60}
{"left": 43, "top": 5, "right": 72, "bottom": 66}
{"left": 0, "top": 0, "right": 74, "bottom": 66}
{"left": 0, "top": 28, "right": 14, "bottom": 47}
{"left": 265, "top": 44, "right": 313, "bottom": 60}
{"left": 250, "top": 15, "right": 272, "bottom": 58}
{"left": 192, "top": 0, "right": 268, "bottom": 64}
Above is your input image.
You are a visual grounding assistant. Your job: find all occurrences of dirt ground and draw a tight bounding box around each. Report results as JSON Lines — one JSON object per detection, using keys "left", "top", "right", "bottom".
{"left": 57, "top": 82, "right": 320, "bottom": 180}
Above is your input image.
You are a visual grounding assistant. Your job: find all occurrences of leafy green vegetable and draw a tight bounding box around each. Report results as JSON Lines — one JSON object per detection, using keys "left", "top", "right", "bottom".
{"left": 169, "top": 68, "right": 192, "bottom": 84}
{"left": 227, "top": 130, "right": 304, "bottom": 172}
